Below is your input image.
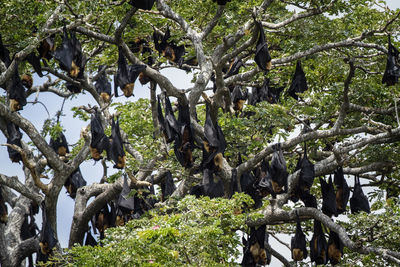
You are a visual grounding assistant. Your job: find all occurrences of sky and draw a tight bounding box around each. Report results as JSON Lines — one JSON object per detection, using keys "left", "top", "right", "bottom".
{"left": 0, "top": 0, "right": 399, "bottom": 265}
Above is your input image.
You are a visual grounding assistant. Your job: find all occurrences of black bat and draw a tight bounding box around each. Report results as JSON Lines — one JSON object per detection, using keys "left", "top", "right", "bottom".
{"left": 0, "top": 186, "right": 8, "bottom": 224}
{"left": 299, "top": 190, "right": 318, "bottom": 208}
{"left": 0, "top": 34, "right": 11, "bottom": 68}
{"left": 110, "top": 117, "right": 126, "bottom": 169}
{"left": 257, "top": 160, "right": 275, "bottom": 198}
{"left": 231, "top": 85, "right": 248, "bottom": 112}
{"left": 212, "top": 0, "right": 232, "bottom": 5}
{"left": 90, "top": 111, "right": 109, "bottom": 161}
{"left": 161, "top": 171, "right": 176, "bottom": 201}
{"left": 157, "top": 95, "right": 168, "bottom": 140}
{"left": 84, "top": 228, "right": 97, "bottom": 247}
{"left": 350, "top": 175, "right": 370, "bottom": 214}
{"left": 236, "top": 154, "right": 263, "bottom": 208}
{"left": 26, "top": 52, "right": 43, "bottom": 77}
{"left": 295, "top": 144, "right": 315, "bottom": 194}
{"left": 334, "top": 167, "right": 350, "bottom": 214}
{"left": 382, "top": 35, "right": 400, "bottom": 86}
{"left": 129, "top": 0, "right": 156, "bottom": 10}
{"left": 37, "top": 205, "right": 58, "bottom": 264}
{"left": 254, "top": 21, "right": 272, "bottom": 71}
{"left": 115, "top": 175, "right": 136, "bottom": 226}
{"left": 291, "top": 212, "right": 308, "bottom": 261}
{"left": 224, "top": 57, "right": 244, "bottom": 78}
{"left": 270, "top": 143, "right": 288, "bottom": 194}
{"left": 164, "top": 96, "right": 180, "bottom": 142}
{"left": 20, "top": 211, "right": 38, "bottom": 267}
{"left": 6, "top": 120, "right": 23, "bottom": 163}
{"left": 320, "top": 176, "right": 338, "bottom": 217}
{"left": 114, "top": 47, "right": 146, "bottom": 97}
{"left": 327, "top": 230, "right": 343, "bottom": 265}
{"left": 49, "top": 132, "right": 69, "bottom": 156}
{"left": 241, "top": 225, "right": 270, "bottom": 266}
{"left": 64, "top": 168, "right": 87, "bottom": 199}
{"left": 95, "top": 65, "right": 112, "bottom": 103}
{"left": 21, "top": 74, "right": 33, "bottom": 89}
{"left": 287, "top": 60, "right": 308, "bottom": 100}
{"left": 202, "top": 168, "right": 224, "bottom": 198}
{"left": 310, "top": 219, "right": 327, "bottom": 265}
{"left": 174, "top": 102, "right": 194, "bottom": 168}
{"left": 94, "top": 204, "right": 112, "bottom": 240}
{"left": 9, "top": 65, "right": 27, "bottom": 112}
{"left": 38, "top": 34, "right": 55, "bottom": 60}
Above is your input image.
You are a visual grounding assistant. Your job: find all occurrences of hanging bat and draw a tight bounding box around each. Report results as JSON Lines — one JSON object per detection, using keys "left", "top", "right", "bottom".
{"left": 129, "top": 0, "right": 156, "bottom": 10}
{"left": 95, "top": 65, "right": 112, "bottom": 103}
{"left": 157, "top": 95, "right": 168, "bottom": 139}
{"left": 6, "top": 120, "right": 23, "bottom": 163}
{"left": 115, "top": 175, "right": 136, "bottom": 226}
{"left": 20, "top": 211, "right": 38, "bottom": 267}
{"left": 114, "top": 46, "right": 146, "bottom": 97}
{"left": 161, "top": 171, "right": 176, "bottom": 201}
{"left": 224, "top": 57, "right": 244, "bottom": 78}
{"left": 37, "top": 205, "right": 58, "bottom": 264}
{"left": 350, "top": 175, "right": 370, "bottom": 214}
{"left": 164, "top": 95, "right": 180, "bottom": 142}
{"left": 0, "top": 187, "right": 8, "bottom": 224}
{"left": 110, "top": 117, "right": 126, "bottom": 169}
{"left": 64, "top": 168, "right": 87, "bottom": 199}
{"left": 9, "top": 65, "right": 27, "bottom": 112}
{"left": 297, "top": 144, "right": 315, "bottom": 192}
{"left": 287, "top": 60, "right": 308, "bottom": 100}
{"left": 291, "top": 212, "right": 308, "bottom": 261}
{"left": 310, "top": 219, "right": 327, "bottom": 265}
{"left": 231, "top": 85, "right": 248, "bottom": 112}
{"left": 320, "top": 176, "right": 338, "bottom": 217}
{"left": 382, "top": 35, "right": 400, "bottom": 86}
{"left": 174, "top": 102, "right": 194, "bottom": 168}
{"left": 334, "top": 166, "right": 350, "bottom": 214}
{"left": 299, "top": 190, "right": 318, "bottom": 208}
{"left": 202, "top": 168, "right": 224, "bottom": 198}
{"left": 241, "top": 225, "right": 269, "bottom": 266}
{"left": 38, "top": 34, "right": 55, "bottom": 60}
{"left": 84, "top": 228, "right": 97, "bottom": 247}
{"left": 94, "top": 204, "right": 112, "bottom": 240}
{"left": 257, "top": 160, "right": 275, "bottom": 198}
{"left": 254, "top": 21, "right": 272, "bottom": 71}
{"left": 0, "top": 34, "right": 11, "bottom": 68}
{"left": 26, "top": 52, "right": 43, "bottom": 77}
{"left": 328, "top": 230, "right": 343, "bottom": 265}
{"left": 270, "top": 143, "right": 288, "bottom": 194}
{"left": 49, "top": 132, "right": 69, "bottom": 156}
{"left": 90, "top": 111, "right": 109, "bottom": 161}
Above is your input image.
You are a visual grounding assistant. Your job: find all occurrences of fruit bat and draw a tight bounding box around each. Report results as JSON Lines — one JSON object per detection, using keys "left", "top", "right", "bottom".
{"left": 334, "top": 167, "right": 350, "bottom": 214}
{"left": 224, "top": 57, "right": 244, "bottom": 78}
{"left": 270, "top": 143, "right": 288, "bottom": 194}
{"left": 320, "top": 176, "right": 338, "bottom": 217}
{"left": 64, "top": 168, "right": 87, "bottom": 199}
{"left": 114, "top": 46, "right": 146, "bottom": 97}
{"left": 21, "top": 74, "right": 33, "bottom": 89}
{"left": 287, "top": 60, "right": 308, "bottom": 100}
{"left": 231, "top": 85, "right": 248, "bottom": 112}
{"left": 129, "top": 0, "right": 156, "bottom": 10}
{"left": 230, "top": 168, "right": 239, "bottom": 198}
{"left": 53, "top": 25, "right": 85, "bottom": 79}
{"left": 310, "top": 219, "right": 327, "bottom": 265}
{"left": 350, "top": 175, "right": 370, "bottom": 214}
{"left": 202, "top": 103, "right": 226, "bottom": 171}
{"left": 202, "top": 168, "right": 224, "bottom": 198}
{"left": 37, "top": 207, "right": 58, "bottom": 263}
{"left": 20, "top": 211, "right": 38, "bottom": 267}
{"left": 382, "top": 36, "right": 400, "bottom": 86}
{"left": 327, "top": 230, "right": 343, "bottom": 265}
{"left": 174, "top": 102, "right": 194, "bottom": 168}
{"left": 65, "top": 81, "right": 82, "bottom": 93}
{"left": 161, "top": 171, "right": 176, "bottom": 201}
{"left": 212, "top": 0, "right": 231, "bottom": 5}
{"left": 300, "top": 190, "right": 317, "bottom": 208}
{"left": 0, "top": 34, "right": 11, "bottom": 67}
{"left": 257, "top": 160, "right": 275, "bottom": 198}
{"left": 38, "top": 34, "right": 55, "bottom": 60}
{"left": 254, "top": 21, "right": 272, "bottom": 71}
{"left": 90, "top": 111, "right": 109, "bottom": 161}
{"left": 241, "top": 225, "right": 269, "bottom": 266}
{"left": 95, "top": 65, "right": 112, "bottom": 102}
{"left": 258, "top": 79, "right": 284, "bottom": 104}
{"left": 26, "top": 52, "right": 43, "bottom": 77}
{"left": 84, "top": 229, "right": 97, "bottom": 247}
{"left": 49, "top": 132, "right": 69, "bottom": 156}
{"left": 291, "top": 213, "right": 308, "bottom": 261}
{"left": 157, "top": 95, "right": 168, "bottom": 139}
{"left": 110, "top": 117, "right": 126, "bottom": 169}
{"left": 153, "top": 27, "right": 185, "bottom": 65}
{"left": 6, "top": 120, "right": 23, "bottom": 163}
{"left": 94, "top": 204, "right": 112, "bottom": 239}
{"left": 298, "top": 145, "right": 315, "bottom": 191}
{"left": 0, "top": 187, "right": 8, "bottom": 224}
{"left": 115, "top": 175, "right": 136, "bottom": 226}
{"left": 9, "top": 65, "right": 27, "bottom": 112}
{"left": 164, "top": 96, "right": 180, "bottom": 143}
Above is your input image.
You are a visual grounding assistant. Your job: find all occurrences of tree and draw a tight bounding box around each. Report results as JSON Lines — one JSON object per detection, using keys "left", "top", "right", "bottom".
{"left": 0, "top": 0, "right": 400, "bottom": 266}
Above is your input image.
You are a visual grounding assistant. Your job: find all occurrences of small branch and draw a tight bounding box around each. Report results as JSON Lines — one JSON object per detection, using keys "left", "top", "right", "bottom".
{"left": 0, "top": 174, "right": 43, "bottom": 204}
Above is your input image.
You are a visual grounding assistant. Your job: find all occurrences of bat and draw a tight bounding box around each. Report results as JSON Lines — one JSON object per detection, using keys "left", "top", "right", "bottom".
{"left": 164, "top": 95, "right": 180, "bottom": 142}
{"left": 174, "top": 102, "right": 194, "bottom": 168}
{"left": 231, "top": 85, "right": 248, "bottom": 112}
{"left": 299, "top": 190, "right": 318, "bottom": 208}
{"left": 37, "top": 205, "right": 58, "bottom": 264}
{"left": 64, "top": 168, "right": 87, "bottom": 199}
{"left": 0, "top": 34, "right": 11, "bottom": 68}
{"left": 95, "top": 65, "right": 112, "bottom": 103}
{"left": 153, "top": 27, "right": 185, "bottom": 65}
{"left": 0, "top": 186, "right": 8, "bottom": 224}
{"left": 236, "top": 154, "right": 262, "bottom": 208}
{"left": 241, "top": 225, "right": 269, "bottom": 266}
{"left": 21, "top": 74, "right": 33, "bottom": 89}
{"left": 90, "top": 111, "right": 109, "bottom": 161}
{"left": 157, "top": 95, "right": 168, "bottom": 140}
{"left": 327, "top": 230, "right": 343, "bottom": 265}
{"left": 297, "top": 144, "right": 315, "bottom": 191}
{"left": 224, "top": 57, "right": 244, "bottom": 78}
{"left": 38, "top": 34, "right": 55, "bottom": 60}
{"left": 310, "top": 219, "right": 327, "bottom": 265}
{"left": 49, "top": 132, "right": 69, "bottom": 156}
{"left": 116, "top": 175, "right": 136, "bottom": 226}
{"left": 160, "top": 171, "right": 176, "bottom": 201}
{"left": 270, "top": 143, "right": 288, "bottom": 194}
{"left": 382, "top": 35, "right": 400, "bottom": 86}
{"left": 334, "top": 167, "right": 350, "bottom": 214}
{"left": 84, "top": 228, "right": 97, "bottom": 247}
{"left": 20, "top": 210, "right": 38, "bottom": 267}
{"left": 350, "top": 175, "right": 370, "bottom": 214}
{"left": 320, "top": 176, "right": 338, "bottom": 217}
{"left": 254, "top": 21, "right": 272, "bottom": 71}
{"left": 291, "top": 212, "right": 308, "bottom": 261}
{"left": 287, "top": 60, "right": 308, "bottom": 100}
{"left": 114, "top": 46, "right": 146, "bottom": 97}
{"left": 26, "top": 52, "right": 43, "bottom": 77}
{"left": 110, "top": 117, "right": 126, "bottom": 169}
{"left": 202, "top": 168, "right": 224, "bottom": 198}
{"left": 94, "top": 204, "right": 112, "bottom": 240}
{"left": 9, "top": 65, "right": 27, "bottom": 112}
{"left": 257, "top": 160, "right": 275, "bottom": 198}
{"left": 129, "top": 0, "right": 156, "bottom": 10}
{"left": 6, "top": 120, "right": 23, "bottom": 163}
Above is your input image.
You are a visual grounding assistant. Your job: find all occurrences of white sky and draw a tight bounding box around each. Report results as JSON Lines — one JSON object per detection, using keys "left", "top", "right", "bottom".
{"left": 0, "top": 0, "right": 399, "bottom": 265}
